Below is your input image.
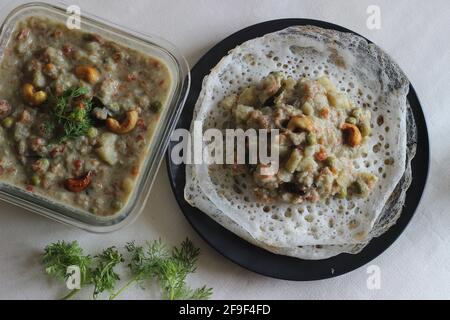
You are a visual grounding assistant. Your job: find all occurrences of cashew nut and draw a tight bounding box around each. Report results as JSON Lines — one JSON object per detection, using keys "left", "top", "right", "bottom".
{"left": 64, "top": 171, "right": 93, "bottom": 192}
{"left": 106, "top": 110, "right": 139, "bottom": 134}
{"left": 74, "top": 65, "right": 100, "bottom": 84}
{"left": 22, "top": 83, "right": 47, "bottom": 106}
{"left": 287, "top": 116, "right": 314, "bottom": 133}
{"left": 341, "top": 123, "right": 362, "bottom": 147}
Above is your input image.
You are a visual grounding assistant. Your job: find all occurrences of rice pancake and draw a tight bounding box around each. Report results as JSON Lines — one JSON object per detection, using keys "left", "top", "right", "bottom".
{"left": 185, "top": 26, "right": 410, "bottom": 258}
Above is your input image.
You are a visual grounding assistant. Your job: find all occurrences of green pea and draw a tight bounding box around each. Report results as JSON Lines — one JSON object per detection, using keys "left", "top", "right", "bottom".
{"left": 360, "top": 123, "right": 371, "bottom": 137}
{"left": 337, "top": 187, "right": 347, "bottom": 199}
{"left": 301, "top": 102, "right": 314, "bottom": 116}
{"left": 325, "top": 156, "right": 336, "bottom": 168}
{"left": 306, "top": 133, "right": 317, "bottom": 146}
{"left": 31, "top": 174, "right": 41, "bottom": 186}
{"left": 351, "top": 108, "right": 363, "bottom": 118}
{"left": 1, "top": 117, "right": 14, "bottom": 129}
{"left": 87, "top": 127, "right": 98, "bottom": 138}
{"left": 72, "top": 107, "right": 87, "bottom": 122}
{"left": 39, "top": 159, "right": 50, "bottom": 172}
{"left": 108, "top": 103, "right": 121, "bottom": 113}
{"left": 346, "top": 117, "right": 357, "bottom": 125}
{"left": 151, "top": 101, "right": 163, "bottom": 113}
{"left": 113, "top": 200, "right": 123, "bottom": 210}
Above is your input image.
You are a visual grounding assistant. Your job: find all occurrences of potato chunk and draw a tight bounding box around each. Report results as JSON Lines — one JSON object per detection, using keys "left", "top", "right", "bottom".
{"left": 219, "top": 94, "right": 237, "bottom": 110}
{"left": 238, "top": 87, "right": 259, "bottom": 106}
{"left": 327, "top": 91, "right": 350, "bottom": 109}
{"left": 317, "top": 76, "right": 337, "bottom": 92}
{"left": 233, "top": 104, "right": 255, "bottom": 123}
{"left": 96, "top": 132, "right": 118, "bottom": 165}
{"left": 285, "top": 149, "right": 302, "bottom": 173}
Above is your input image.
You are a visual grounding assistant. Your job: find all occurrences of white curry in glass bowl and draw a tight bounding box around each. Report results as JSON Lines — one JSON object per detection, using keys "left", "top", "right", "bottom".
{"left": 0, "top": 16, "right": 172, "bottom": 216}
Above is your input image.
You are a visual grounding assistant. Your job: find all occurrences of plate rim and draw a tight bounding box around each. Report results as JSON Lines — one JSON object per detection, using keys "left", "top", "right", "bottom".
{"left": 165, "top": 18, "right": 430, "bottom": 281}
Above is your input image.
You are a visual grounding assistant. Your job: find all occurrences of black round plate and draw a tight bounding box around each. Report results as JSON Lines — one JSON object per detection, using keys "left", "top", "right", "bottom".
{"left": 165, "top": 19, "right": 429, "bottom": 280}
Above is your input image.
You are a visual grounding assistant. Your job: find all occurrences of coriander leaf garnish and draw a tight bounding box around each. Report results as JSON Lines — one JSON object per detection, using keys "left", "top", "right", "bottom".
{"left": 42, "top": 120, "right": 56, "bottom": 136}
{"left": 42, "top": 241, "right": 92, "bottom": 300}
{"left": 46, "top": 87, "right": 93, "bottom": 142}
{"left": 107, "top": 240, "right": 169, "bottom": 300}
{"left": 91, "top": 247, "right": 124, "bottom": 300}
{"left": 42, "top": 238, "right": 212, "bottom": 300}
{"left": 127, "top": 239, "right": 169, "bottom": 281}
{"left": 111, "top": 238, "right": 212, "bottom": 300}
{"left": 158, "top": 238, "right": 201, "bottom": 300}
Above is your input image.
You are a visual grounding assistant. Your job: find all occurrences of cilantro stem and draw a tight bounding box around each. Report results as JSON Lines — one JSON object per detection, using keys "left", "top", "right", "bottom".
{"left": 109, "top": 277, "right": 139, "bottom": 300}
{"left": 43, "top": 239, "right": 212, "bottom": 300}
{"left": 61, "top": 289, "right": 80, "bottom": 300}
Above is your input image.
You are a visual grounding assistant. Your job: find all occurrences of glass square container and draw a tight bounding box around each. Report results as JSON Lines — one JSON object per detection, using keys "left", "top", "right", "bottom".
{"left": 0, "top": 1, "right": 190, "bottom": 232}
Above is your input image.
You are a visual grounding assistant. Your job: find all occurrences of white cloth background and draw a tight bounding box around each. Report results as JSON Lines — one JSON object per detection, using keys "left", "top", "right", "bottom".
{"left": 0, "top": 0, "right": 448, "bottom": 299}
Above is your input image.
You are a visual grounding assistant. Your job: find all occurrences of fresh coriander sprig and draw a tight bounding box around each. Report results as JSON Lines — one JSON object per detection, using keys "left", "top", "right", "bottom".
{"left": 111, "top": 238, "right": 212, "bottom": 300}
{"left": 43, "top": 241, "right": 124, "bottom": 300}
{"left": 158, "top": 238, "right": 204, "bottom": 300}
{"left": 107, "top": 240, "right": 169, "bottom": 300}
{"left": 91, "top": 247, "right": 124, "bottom": 300}
{"left": 45, "top": 87, "right": 93, "bottom": 142}
{"left": 42, "top": 238, "right": 212, "bottom": 300}
{"left": 42, "top": 241, "right": 92, "bottom": 300}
